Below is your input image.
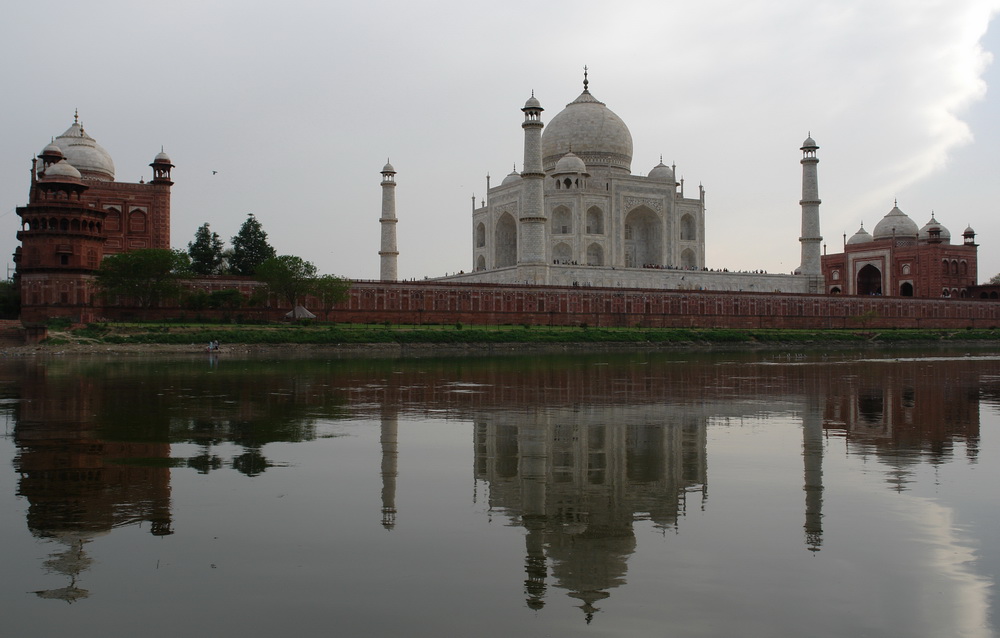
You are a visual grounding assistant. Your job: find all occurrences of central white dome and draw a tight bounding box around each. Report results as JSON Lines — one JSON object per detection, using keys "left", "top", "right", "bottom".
{"left": 542, "top": 87, "right": 633, "bottom": 174}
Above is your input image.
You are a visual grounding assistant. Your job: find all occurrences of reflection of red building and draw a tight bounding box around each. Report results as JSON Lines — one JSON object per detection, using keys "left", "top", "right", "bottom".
{"left": 13, "top": 114, "right": 173, "bottom": 322}
{"left": 821, "top": 204, "right": 977, "bottom": 298}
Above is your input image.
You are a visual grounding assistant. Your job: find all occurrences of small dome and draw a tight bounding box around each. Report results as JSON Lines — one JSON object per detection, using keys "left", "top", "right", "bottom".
{"left": 964, "top": 225, "right": 976, "bottom": 235}
{"left": 41, "top": 159, "right": 83, "bottom": 181}
{"left": 648, "top": 160, "right": 674, "bottom": 181}
{"left": 918, "top": 215, "right": 951, "bottom": 242}
{"left": 872, "top": 205, "right": 919, "bottom": 240}
{"left": 53, "top": 118, "right": 115, "bottom": 181}
{"left": 847, "top": 224, "right": 873, "bottom": 245}
{"left": 801, "top": 135, "right": 817, "bottom": 149}
{"left": 501, "top": 169, "right": 522, "bottom": 185}
{"left": 153, "top": 150, "right": 173, "bottom": 164}
{"left": 40, "top": 142, "right": 63, "bottom": 158}
{"left": 523, "top": 94, "right": 542, "bottom": 110}
{"left": 553, "top": 151, "right": 587, "bottom": 175}
{"left": 381, "top": 161, "right": 395, "bottom": 173}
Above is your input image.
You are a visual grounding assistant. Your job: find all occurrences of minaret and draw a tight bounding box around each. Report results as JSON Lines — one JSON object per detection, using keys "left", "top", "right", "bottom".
{"left": 518, "top": 93, "right": 546, "bottom": 265}
{"left": 798, "top": 135, "right": 822, "bottom": 279}
{"left": 379, "top": 161, "right": 398, "bottom": 281}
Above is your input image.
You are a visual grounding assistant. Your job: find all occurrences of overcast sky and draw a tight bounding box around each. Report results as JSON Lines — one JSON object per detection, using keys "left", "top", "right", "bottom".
{"left": 2, "top": 0, "right": 999, "bottom": 283}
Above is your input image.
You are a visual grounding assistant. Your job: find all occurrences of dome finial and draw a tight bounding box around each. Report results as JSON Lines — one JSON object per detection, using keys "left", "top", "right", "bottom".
{"left": 73, "top": 108, "right": 79, "bottom": 124}
{"left": 583, "top": 65, "right": 589, "bottom": 92}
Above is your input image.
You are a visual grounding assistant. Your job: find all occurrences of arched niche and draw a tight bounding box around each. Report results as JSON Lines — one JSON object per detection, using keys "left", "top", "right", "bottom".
{"left": 495, "top": 213, "right": 517, "bottom": 267}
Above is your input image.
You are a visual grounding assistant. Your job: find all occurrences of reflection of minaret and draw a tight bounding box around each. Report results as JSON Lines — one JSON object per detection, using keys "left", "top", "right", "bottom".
{"left": 520, "top": 418, "right": 549, "bottom": 609}
{"left": 803, "top": 393, "right": 824, "bottom": 552}
{"left": 380, "top": 405, "right": 399, "bottom": 529}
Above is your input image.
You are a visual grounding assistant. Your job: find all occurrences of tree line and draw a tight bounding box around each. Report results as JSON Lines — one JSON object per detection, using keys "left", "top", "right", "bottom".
{"left": 95, "top": 214, "right": 350, "bottom": 314}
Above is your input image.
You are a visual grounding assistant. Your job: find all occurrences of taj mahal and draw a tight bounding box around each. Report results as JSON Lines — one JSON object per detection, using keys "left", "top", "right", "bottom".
{"left": 378, "top": 71, "right": 979, "bottom": 299}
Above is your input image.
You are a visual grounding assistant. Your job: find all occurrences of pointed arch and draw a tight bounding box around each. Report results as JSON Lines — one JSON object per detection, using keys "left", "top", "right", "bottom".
{"left": 586, "top": 243, "right": 604, "bottom": 266}
{"left": 495, "top": 213, "right": 517, "bottom": 267}
{"left": 624, "top": 206, "right": 661, "bottom": 267}
{"left": 476, "top": 222, "right": 486, "bottom": 248}
{"left": 680, "top": 248, "right": 696, "bottom": 269}
{"left": 857, "top": 264, "right": 882, "bottom": 295}
{"left": 680, "top": 214, "right": 696, "bottom": 241}
{"left": 129, "top": 210, "right": 147, "bottom": 233}
{"left": 552, "top": 205, "right": 572, "bottom": 235}
{"left": 586, "top": 206, "right": 604, "bottom": 235}
{"left": 553, "top": 242, "right": 572, "bottom": 264}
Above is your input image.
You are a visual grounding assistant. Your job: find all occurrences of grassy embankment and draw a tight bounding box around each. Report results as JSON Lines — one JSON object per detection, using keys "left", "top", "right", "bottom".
{"left": 42, "top": 321, "right": 1000, "bottom": 347}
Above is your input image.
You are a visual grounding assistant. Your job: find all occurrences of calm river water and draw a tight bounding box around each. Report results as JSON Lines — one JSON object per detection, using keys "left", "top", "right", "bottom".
{"left": 1, "top": 348, "right": 998, "bottom": 637}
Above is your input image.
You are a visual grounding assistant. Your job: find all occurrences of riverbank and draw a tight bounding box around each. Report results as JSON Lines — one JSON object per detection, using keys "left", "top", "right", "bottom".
{"left": 4, "top": 322, "right": 1000, "bottom": 357}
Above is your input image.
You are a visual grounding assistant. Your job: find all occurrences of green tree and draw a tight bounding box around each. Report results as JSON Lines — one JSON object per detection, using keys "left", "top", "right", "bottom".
{"left": 989, "top": 273, "right": 1000, "bottom": 285}
{"left": 96, "top": 249, "right": 191, "bottom": 309}
{"left": 230, "top": 214, "right": 276, "bottom": 276}
{"left": 311, "top": 274, "right": 352, "bottom": 320}
{"left": 188, "top": 223, "right": 226, "bottom": 275}
{"left": 255, "top": 255, "right": 317, "bottom": 307}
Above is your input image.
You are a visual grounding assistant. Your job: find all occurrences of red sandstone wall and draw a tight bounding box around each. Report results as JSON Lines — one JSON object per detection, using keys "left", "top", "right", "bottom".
{"left": 22, "top": 279, "right": 1000, "bottom": 330}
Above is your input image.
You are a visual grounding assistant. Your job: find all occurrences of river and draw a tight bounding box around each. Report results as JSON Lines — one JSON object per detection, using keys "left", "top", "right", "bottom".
{"left": 1, "top": 348, "right": 997, "bottom": 637}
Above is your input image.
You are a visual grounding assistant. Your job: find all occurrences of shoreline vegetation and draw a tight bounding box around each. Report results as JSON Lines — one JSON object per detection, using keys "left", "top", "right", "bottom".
{"left": 4, "top": 321, "right": 1000, "bottom": 357}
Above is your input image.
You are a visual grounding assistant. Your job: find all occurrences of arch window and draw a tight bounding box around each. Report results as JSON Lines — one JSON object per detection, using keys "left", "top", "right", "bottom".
{"left": 105, "top": 209, "right": 121, "bottom": 231}
{"left": 494, "top": 213, "right": 517, "bottom": 267}
{"left": 899, "top": 282, "right": 914, "bottom": 297}
{"left": 625, "top": 206, "right": 662, "bottom": 267}
{"left": 680, "top": 248, "right": 696, "bottom": 269}
{"left": 476, "top": 255, "right": 486, "bottom": 271}
{"left": 832, "top": 270, "right": 840, "bottom": 281}
{"left": 951, "top": 260, "right": 959, "bottom": 275}
{"left": 830, "top": 286, "right": 842, "bottom": 294}
{"left": 857, "top": 264, "right": 882, "bottom": 295}
{"left": 586, "top": 243, "right": 604, "bottom": 266}
{"left": 551, "top": 206, "right": 572, "bottom": 235}
{"left": 901, "top": 264, "right": 911, "bottom": 275}
{"left": 553, "top": 242, "right": 572, "bottom": 264}
{"left": 476, "top": 222, "right": 486, "bottom": 248}
{"left": 680, "top": 214, "right": 696, "bottom": 241}
{"left": 586, "top": 207, "right": 603, "bottom": 234}
{"left": 961, "top": 260, "right": 968, "bottom": 275}
{"left": 129, "top": 210, "right": 147, "bottom": 233}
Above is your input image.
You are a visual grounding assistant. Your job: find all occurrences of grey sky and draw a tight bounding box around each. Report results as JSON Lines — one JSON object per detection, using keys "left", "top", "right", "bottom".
{"left": 3, "top": 1, "right": 999, "bottom": 282}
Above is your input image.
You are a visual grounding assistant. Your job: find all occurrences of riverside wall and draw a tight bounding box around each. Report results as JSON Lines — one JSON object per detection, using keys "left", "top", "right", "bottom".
{"left": 25, "top": 279, "right": 1000, "bottom": 329}
{"left": 327, "top": 281, "right": 1000, "bottom": 329}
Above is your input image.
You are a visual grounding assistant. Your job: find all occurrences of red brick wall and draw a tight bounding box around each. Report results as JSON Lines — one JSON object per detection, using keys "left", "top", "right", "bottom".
{"left": 28, "top": 278, "right": 1000, "bottom": 330}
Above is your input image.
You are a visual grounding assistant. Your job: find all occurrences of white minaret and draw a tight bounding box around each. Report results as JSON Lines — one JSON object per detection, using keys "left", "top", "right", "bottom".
{"left": 798, "top": 135, "right": 822, "bottom": 278}
{"left": 379, "top": 161, "right": 398, "bottom": 281}
{"left": 518, "top": 93, "right": 546, "bottom": 265}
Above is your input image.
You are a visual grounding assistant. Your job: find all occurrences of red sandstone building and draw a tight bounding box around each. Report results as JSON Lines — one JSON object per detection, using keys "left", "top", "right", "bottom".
{"left": 13, "top": 114, "right": 173, "bottom": 320}
{"left": 821, "top": 204, "right": 978, "bottom": 298}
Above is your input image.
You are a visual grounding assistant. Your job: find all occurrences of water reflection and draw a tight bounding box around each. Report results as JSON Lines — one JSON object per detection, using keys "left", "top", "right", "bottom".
{"left": 472, "top": 409, "right": 707, "bottom": 619}
{"left": 1, "top": 351, "right": 993, "bottom": 629}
